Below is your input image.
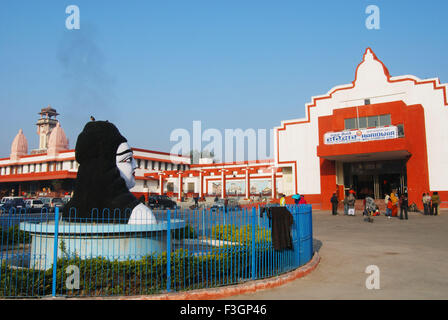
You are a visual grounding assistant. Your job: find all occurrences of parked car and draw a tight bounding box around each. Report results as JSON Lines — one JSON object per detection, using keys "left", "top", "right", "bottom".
{"left": 39, "top": 197, "right": 51, "bottom": 208}
{"left": 25, "top": 199, "right": 45, "bottom": 210}
{"left": 1, "top": 198, "right": 28, "bottom": 213}
{"left": 39, "top": 197, "right": 64, "bottom": 212}
{"left": 61, "top": 197, "right": 71, "bottom": 204}
{"left": 147, "top": 195, "right": 178, "bottom": 210}
{"left": 210, "top": 198, "right": 241, "bottom": 211}
{"left": 1, "top": 196, "right": 24, "bottom": 206}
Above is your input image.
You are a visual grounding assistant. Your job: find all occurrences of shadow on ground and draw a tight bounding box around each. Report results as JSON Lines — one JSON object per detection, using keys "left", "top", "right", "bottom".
{"left": 313, "top": 238, "right": 322, "bottom": 252}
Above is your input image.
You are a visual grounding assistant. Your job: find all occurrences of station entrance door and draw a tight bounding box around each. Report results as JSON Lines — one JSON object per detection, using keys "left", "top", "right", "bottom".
{"left": 343, "top": 160, "right": 407, "bottom": 199}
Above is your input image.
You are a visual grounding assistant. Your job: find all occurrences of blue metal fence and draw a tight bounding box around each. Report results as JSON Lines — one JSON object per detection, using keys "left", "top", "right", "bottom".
{"left": 0, "top": 204, "right": 313, "bottom": 298}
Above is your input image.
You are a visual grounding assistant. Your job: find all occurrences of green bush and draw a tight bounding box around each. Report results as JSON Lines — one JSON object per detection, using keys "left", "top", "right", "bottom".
{"left": 172, "top": 224, "right": 197, "bottom": 239}
{"left": 0, "top": 224, "right": 31, "bottom": 246}
{"left": 211, "top": 224, "right": 239, "bottom": 242}
{"left": 211, "top": 224, "right": 271, "bottom": 245}
{"left": 0, "top": 224, "right": 273, "bottom": 297}
{"left": 0, "top": 246, "right": 269, "bottom": 297}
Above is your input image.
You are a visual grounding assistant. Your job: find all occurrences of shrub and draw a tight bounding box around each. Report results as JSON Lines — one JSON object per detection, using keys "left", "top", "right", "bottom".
{"left": 0, "top": 246, "right": 269, "bottom": 297}
{"left": 172, "top": 224, "right": 197, "bottom": 239}
{"left": 0, "top": 224, "right": 31, "bottom": 246}
{"left": 211, "top": 224, "right": 271, "bottom": 244}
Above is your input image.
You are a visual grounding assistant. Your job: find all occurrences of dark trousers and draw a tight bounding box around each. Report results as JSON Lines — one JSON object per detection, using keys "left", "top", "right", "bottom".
{"left": 332, "top": 203, "right": 338, "bottom": 215}
{"left": 432, "top": 204, "right": 439, "bottom": 216}
{"left": 423, "top": 203, "right": 429, "bottom": 215}
{"left": 400, "top": 206, "right": 408, "bottom": 220}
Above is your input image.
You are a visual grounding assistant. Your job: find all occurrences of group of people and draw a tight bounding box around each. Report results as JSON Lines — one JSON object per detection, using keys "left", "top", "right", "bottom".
{"left": 385, "top": 192, "right": 409, "bottom": 220}
{"left": 331, "top": 190, "right": 356, "bottom": 216}
{"left": 331, "top": 189, "right": 442, "bottom": 219}
{"left": 384, "top": 192, "right": 398, "bottom": 219}
{"left": 422, "top": 192, "right": 440, "bottom": 216}
{"left": 277, "top": 193, "right": 307, "bottom": 206}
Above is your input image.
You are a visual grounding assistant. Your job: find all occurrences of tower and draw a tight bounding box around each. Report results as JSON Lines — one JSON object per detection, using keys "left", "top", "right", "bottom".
{"left": 32, "top": 105, "right": 60, "bottom": 154}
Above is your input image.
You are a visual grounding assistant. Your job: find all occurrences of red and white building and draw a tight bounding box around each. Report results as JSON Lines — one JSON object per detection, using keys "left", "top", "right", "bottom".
{"left": 149, "top": 48, "right": 448, "bottom": 210}
{"left": 146, "top": 159, "right": 282, "bottom": 202}
{"left": 0, "top": 106, "right": 190, "bottom": 200}
{"left": 275, "top": 48, "right": 448, "bottom": 209}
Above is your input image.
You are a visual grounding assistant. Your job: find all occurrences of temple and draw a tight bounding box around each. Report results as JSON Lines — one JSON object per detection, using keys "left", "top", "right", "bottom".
{"left": 0, "top": 108, "right": 190, "bottom": 199}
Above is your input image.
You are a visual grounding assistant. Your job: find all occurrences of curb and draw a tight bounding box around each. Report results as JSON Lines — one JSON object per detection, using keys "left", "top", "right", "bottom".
{"left": 120, "top": 252, "right": 321, "bottom": 300}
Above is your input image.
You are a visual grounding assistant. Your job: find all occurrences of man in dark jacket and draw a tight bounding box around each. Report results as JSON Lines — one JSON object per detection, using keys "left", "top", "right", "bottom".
{"left": 331, "top": 193, "right": 339, "bottom": 215}
{"left": 399, "top": 193, "right": 409, "bottom": 220}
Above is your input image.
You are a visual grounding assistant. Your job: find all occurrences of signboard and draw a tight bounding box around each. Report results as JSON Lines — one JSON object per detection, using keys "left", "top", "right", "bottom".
{"left": 324, "top": 126, "right": 398, "bottom": 145}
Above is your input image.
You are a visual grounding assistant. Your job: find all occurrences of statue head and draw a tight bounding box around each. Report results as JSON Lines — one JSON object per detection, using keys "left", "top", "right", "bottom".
{"left": 116, "top": 142, "right": 137, "bottom": 190}
{"left": 64, "top": 121, "right": 139, "bottom": 222}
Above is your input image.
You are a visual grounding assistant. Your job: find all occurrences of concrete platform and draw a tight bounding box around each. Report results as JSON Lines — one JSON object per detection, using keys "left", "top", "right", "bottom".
{"left": 228, "top": 209, "right": 448, "bottom": 300}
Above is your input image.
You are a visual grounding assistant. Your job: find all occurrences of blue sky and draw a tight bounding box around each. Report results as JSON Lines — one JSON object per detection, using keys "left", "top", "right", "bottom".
{"left": 0, "top": 0, "right": 447, "bottom": 159}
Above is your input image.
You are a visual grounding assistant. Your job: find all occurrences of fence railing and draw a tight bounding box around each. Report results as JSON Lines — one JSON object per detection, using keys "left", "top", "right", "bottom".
{"left": 0, "top": 204, "right": 313, "bottom": 298}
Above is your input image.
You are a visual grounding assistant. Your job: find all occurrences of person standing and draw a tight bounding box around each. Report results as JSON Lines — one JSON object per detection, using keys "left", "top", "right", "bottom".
{"left": 390, "top": 191, "right": 398, "bottom": 217}
{"left": 399, "top": 193, "right": 409, "bottom": 220}
{"left": 331, "top": 193, "right": 339, "bottom": 215}
{"left": 431, "top": 192, "right": 440, "bottom": 216}
{"left": 386, "top": 197, "right": 392, "bottom": 219}
{"left": 193, "top": 195, "right": 199, "bottom": 207}
{"left": 279, "top": 194, "right": 286, "bottom": 207}
{"left": 422, "top": 193, "right": 431, "bottom": 215}
{"left": 346, "top": 192, "right": 356, "bottom": 216}
{"left": 343, "top": 194, "right": 349, "bottom": 215}
{"left": 384, "top": 193, "right": 390, "bottom": 214}
{"left": 384, "top": 193, "right": 392, "bottom": 217}
{"left": 294, "top": 194, "right": 300, "bottom": 205}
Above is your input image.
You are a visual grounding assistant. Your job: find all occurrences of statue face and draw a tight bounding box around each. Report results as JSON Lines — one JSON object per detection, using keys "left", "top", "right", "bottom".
{"left": 116, "top": 142, "right": 136, "bottom": 189}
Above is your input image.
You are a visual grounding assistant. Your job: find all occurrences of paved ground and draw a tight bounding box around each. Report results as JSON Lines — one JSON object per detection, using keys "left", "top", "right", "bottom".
{"left": 228, "top": 209, "right": 448, "bottom": 300}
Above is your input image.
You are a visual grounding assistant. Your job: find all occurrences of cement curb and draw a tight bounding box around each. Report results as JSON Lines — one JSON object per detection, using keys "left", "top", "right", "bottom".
{"left": 120, "top": 252, "right": 321, "bottom": 300}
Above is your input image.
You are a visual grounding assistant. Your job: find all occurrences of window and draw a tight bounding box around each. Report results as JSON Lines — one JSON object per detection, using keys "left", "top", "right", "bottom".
{"left": 364, "top": 99, "right": 371, "bottom": 105}
{"left": 397, "top": 124, "right": 405, "bottom": 137}
{"left": 344, "top": 114, "right": 391, "bottom": 130}
{"left": 358, "top": 117, "right": 367, "bottom": 129}
{"left": 137, "top": 159, "right": 141, "bottom": 168}
{"left": 379, "top": 114, "right": 391, "bottom": 126}
{"left": 367, "top": 116, "right": 379, "bottom": 128}
{"left": 344, "top": 118, "right": 357, "bottom": 130}
{"left": 144, "top": 160, "right": 148, "bottom": 169}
